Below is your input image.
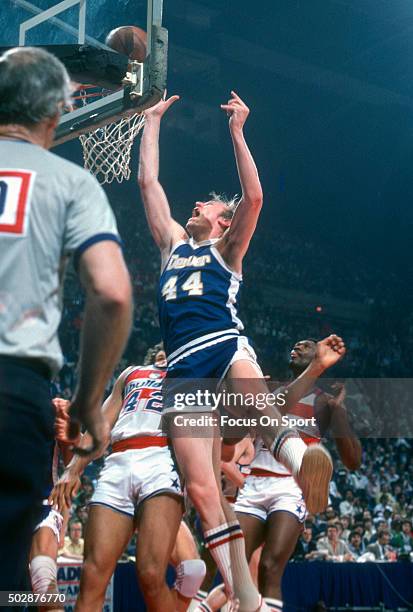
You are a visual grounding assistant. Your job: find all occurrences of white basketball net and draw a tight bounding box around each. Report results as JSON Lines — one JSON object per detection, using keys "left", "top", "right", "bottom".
{"left": 79, "top": 113, "right": 146, "bottom": 185}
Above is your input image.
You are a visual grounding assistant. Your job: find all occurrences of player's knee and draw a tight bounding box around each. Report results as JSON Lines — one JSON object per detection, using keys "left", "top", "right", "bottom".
{"left": 30, "top": 555, "right": 57, "bottom": 594}
{"left": 186, "top": 481, "right": 220, "bottom": 519}
{"left": 137, "top": 561, "right": 165, "bottom": 596}
{"left": 81, "top": 558, "right": 108, "bottom": 593}
{"left": 259, "top": 551, "right": 286, "bottom": 583}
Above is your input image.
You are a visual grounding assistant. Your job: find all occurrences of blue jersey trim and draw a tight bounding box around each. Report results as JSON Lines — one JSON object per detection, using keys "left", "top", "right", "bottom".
{"left": 74, "top": 233, "right": 121, "bottom": 270}
{"left": 167, "top": 329, "right": 240, "bottom": 363}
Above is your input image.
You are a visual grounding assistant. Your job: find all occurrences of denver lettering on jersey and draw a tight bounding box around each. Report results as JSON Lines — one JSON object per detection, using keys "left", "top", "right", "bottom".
{"left": 166, "top": 253, "right": 211, "bottom": 270}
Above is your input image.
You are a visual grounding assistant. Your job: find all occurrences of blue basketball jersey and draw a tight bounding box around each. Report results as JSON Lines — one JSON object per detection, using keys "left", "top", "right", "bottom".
{"left": 158, "top": 238, "right": 244, "bottom": 356}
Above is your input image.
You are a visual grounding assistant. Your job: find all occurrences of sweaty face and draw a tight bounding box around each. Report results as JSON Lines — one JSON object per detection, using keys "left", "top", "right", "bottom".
{"left": 185, "top": 200, "right": 229, "bottom": 237}
{"left": 290, "top": 340, "right": 317, "bottom": 369}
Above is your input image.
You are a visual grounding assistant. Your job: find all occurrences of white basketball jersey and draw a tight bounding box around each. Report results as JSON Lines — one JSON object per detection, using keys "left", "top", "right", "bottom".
{"left": 111, "top": 365, "right": 166, "bottom": 443}
{"left": 252, "top": 389, "right": 322, "bottom": 475}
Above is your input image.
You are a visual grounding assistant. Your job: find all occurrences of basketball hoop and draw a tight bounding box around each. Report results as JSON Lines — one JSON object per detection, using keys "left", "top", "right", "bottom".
{"left": 71, "top": 85, "right": 146, "bottom": 185}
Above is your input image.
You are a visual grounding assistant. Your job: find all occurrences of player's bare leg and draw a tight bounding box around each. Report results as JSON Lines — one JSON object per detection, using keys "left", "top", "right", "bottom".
{"left": 173, "top": 432, "right": 225, "bottom": 529}
{"left": 30, "top": 526, "right": 64, "bottom": 612}
{"left": 249, "top": 546, "right": 263, "bottom": 588}
{"left": 171, "top": 520, "right": 199, "bottom": 566}
{"left": 226, "top": 360, "right": 333, "bottom": 514}
{"left": 135, "top": 493, "right": 183, "bottom": 612}
{"left": 75, "top": 505, "right": 134, "bottom": 612}
{"left": 210, "top": 436, "right": 263, "bottom": 612}
{"left": 258, "top": 511, "right": 302, "bottom": 610}
{"left": 172, "top": 430, "right": 241, "bottom": 605}
{"left": 234, "top": 514, "right": 265, "bottom": 565}
{"left": 171, "top": 521, "right": 205, "bottom": 612}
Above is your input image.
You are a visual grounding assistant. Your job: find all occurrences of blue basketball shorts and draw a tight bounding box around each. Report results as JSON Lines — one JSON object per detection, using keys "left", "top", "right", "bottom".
{"left": 163, "top": 330, "right": 262, "bottom": 414}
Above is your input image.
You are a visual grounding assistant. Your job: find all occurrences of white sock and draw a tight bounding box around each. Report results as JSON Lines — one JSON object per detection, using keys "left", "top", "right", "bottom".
{"left": 227, "top": 520, "right": 261, "bottom": 611}
{"left": 30, "top": 555, "right": 57, "bottom": 594}
{"left": 196, "top": 589, "right": 208, "bottom": 601}
{"left": 204, "top": 523, "right": 234, "bottom": 599}
{"left": 272, "top": 429, "right": 306, "bottom": 475}
{"left": 263, "top": 597, "right": 283, "bottom": 611}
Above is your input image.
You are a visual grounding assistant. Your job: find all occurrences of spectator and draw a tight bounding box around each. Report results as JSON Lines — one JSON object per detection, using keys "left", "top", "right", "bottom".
{"left": 367, "top": 529, "right": 396, "bottom": 561}
{"left": 75, "top": 505, "right": 89, "bottom": 529}
{"left": 339, "top": 490, "right": 355, "bottom": 517}
{"left": 348, "top": 531, "right": 365, "bottom": 559}
{"left": 317, "top": 525, "right": 353, "bottom": 561}
{"left": 391, "top": 520, "right": 413, "bottom": 555}
{"left": 363, "top": 518, "right": 375, "bottom": 544}
{"left": 341, "top": 516, "right": 351, "bottom": 541}
{"left": 294, "top": 526, "right": 318, "bottom": 560}
{"left": 374, "top": 494, "right": 391, "bottom": 516}
{"left": 59, "top": 521, "right": 84, "bottom": 560}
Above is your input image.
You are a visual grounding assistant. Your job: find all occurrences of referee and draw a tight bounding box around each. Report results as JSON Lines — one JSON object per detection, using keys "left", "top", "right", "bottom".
{"left": 0, "top": 47, "right": 132, "bottom": 593}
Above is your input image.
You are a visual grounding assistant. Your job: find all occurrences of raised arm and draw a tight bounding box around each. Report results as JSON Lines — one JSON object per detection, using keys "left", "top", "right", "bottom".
{"left": 217, "top": 91, "right": 263, "bottom": 272}
{"left": 279, "top": 335, "right": 347, "bottom": 412}
{"left": 324, "top": 385, "right": 362, "bottom": 471}
{"left": 138, "top": 95, "right": 186, "bottom": 257}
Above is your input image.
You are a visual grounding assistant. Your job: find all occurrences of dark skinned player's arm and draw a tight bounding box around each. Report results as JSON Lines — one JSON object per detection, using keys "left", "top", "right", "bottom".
{"left": 317, "top": 391, "right": 362, "bottom": 471}
{"left": 274, "top": 335, "right": 346, "bottom": 413}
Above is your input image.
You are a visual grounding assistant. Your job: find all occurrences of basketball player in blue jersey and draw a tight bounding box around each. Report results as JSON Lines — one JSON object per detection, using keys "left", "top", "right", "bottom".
{"left": 138, "top": 91, "right": 346, "bottom": 611}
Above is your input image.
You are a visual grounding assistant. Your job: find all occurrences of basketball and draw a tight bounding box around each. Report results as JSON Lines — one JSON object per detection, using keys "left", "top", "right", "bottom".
{"left": 105, "top": 26, "right": 147, "bottom": 62}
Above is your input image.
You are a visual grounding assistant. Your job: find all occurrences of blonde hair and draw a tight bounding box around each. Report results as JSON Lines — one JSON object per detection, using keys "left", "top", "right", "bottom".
{"left": 209, "top": 191, "right": 240, "bottom": 220}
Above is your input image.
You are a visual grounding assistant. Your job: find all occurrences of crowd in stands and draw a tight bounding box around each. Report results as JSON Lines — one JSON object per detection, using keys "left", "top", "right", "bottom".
{"left": 54, "top": 214, "right": 413, "bottom": 564}
{"left": 293, "top": 438, "right": 413, "bottom": 562}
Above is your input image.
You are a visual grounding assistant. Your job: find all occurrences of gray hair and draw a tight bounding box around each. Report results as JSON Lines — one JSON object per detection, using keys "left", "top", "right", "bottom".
{"left": 143, "top": 342, "right": 165, "bottom": 366}
{"left": 209, "top": 191, "right": 240, "bottom": 220}
{"left": 0, "top": 47, "right": 72, "bottom": 126}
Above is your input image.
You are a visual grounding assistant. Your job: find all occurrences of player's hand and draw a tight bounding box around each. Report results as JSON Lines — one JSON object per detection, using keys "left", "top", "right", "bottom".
{"left": 52, "top": 397, "right": 70, "bottom": 414}
{"left": 233, "top": 437, "right": 255, "bottom": 465}
{"left": 48, "top": 470, "right": 81, "bottom": 512}
{"left": 328, "top": 382, "right": 346, "bottom": 409}
{"left": 313, "top": 335, "right": 346, "bottom": 372}
{"left": 53, "top": 398, "right": 82, "bottom": 446}
{"left": 220, "top": 91, "right": 249, "bottom": 131}
{"left": 144, "top": 92, "right": 180, "bottom": 120}
{"left": 68, "top": 401, "right": 110, "bottom": 458}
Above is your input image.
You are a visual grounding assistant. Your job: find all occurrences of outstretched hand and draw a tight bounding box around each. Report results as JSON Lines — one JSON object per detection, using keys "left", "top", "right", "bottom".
{"left": 220, "top": 91, "right": 249, "bottom": 131}
{"left": 314, "top": 335, "right": 346, "bottom": 371}
{"left": 48, "top": 469, "right": 81, "bottom": 512}
{"left": 144, "top": 92, "right": 180, "bottom": 120}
